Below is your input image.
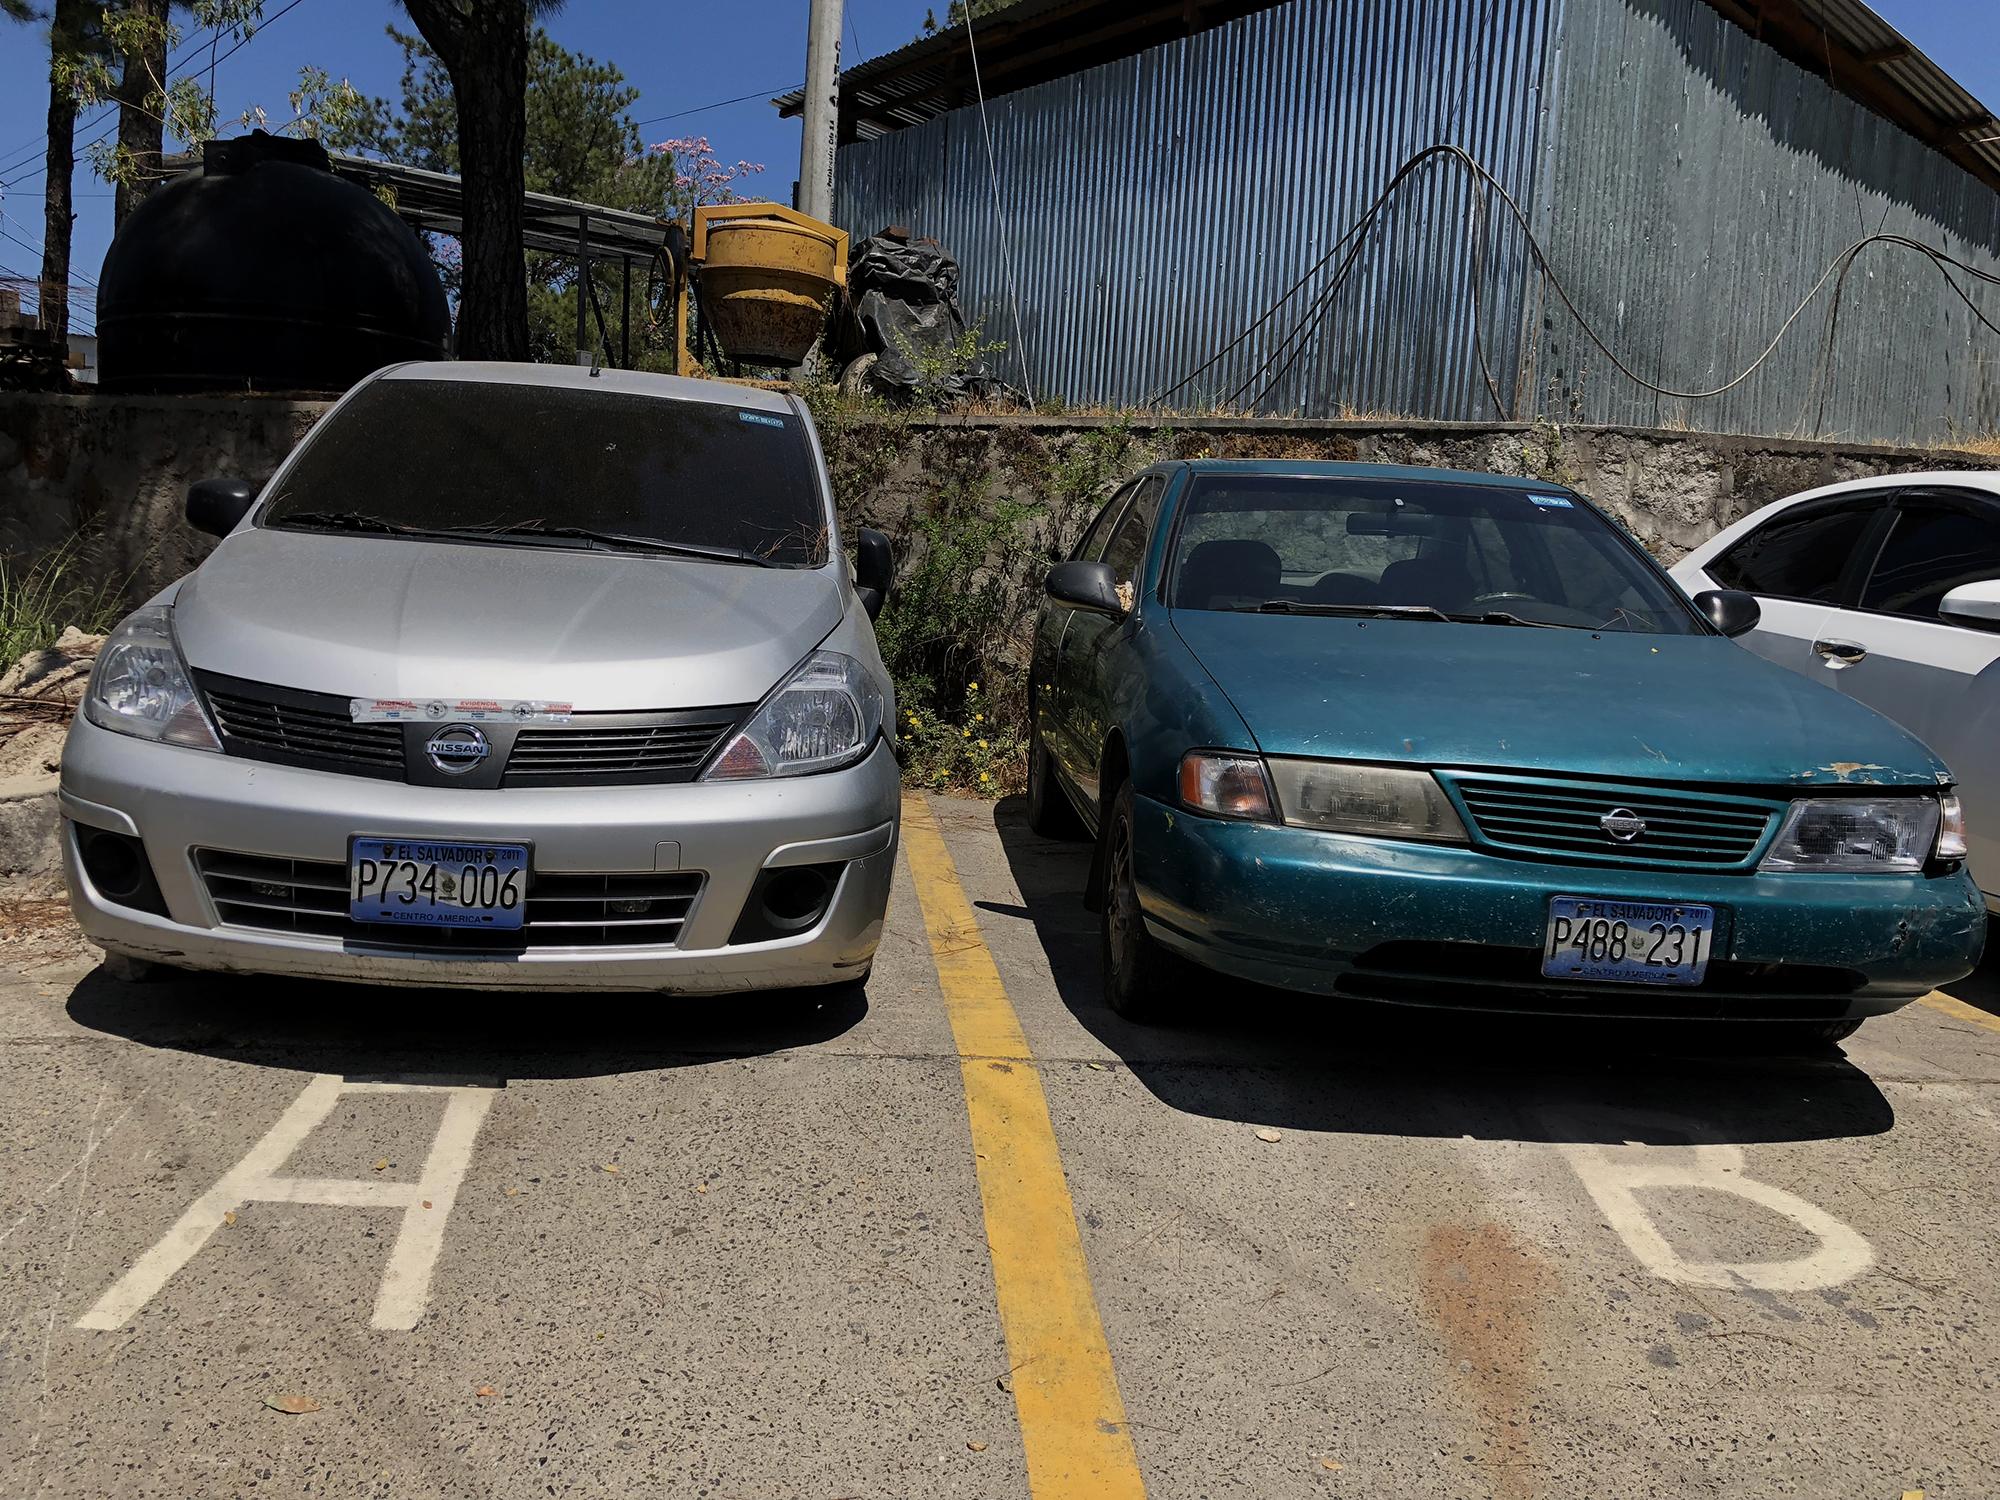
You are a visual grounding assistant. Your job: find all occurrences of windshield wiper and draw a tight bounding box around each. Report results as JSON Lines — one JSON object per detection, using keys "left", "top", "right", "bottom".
{"left": 1444, "top": 610, "right": 1584, "bottom": 630}
{"left": 451, "top": 522, "right": 781, "bottom": 566}
{"left": 1248, "top": 600, "right": 1453, "bottom": 621}
{"left": 270, "top": 510, "right": 440, "bottom": 537}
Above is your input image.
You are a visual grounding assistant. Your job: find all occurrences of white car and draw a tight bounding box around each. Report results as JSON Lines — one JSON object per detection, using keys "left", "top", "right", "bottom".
{"left": 1670, "top": 472, "right": 2000, "bottom": 908}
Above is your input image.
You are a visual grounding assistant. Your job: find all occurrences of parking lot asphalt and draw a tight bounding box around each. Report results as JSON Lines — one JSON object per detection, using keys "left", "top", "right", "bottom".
{"left": 3, "top": 793, "right": 1998, "bottom": 1499}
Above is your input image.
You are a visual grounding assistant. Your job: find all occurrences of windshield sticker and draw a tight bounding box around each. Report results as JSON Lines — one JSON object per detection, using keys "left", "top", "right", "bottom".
{"left": 738, "top": 411, "right": 786, "bottom": 428}
{"left": 1528, "top": 494, "right": 1574, "bottom": 509}
{"left": 352, "top": 698, "right": 575, "bottom": 725}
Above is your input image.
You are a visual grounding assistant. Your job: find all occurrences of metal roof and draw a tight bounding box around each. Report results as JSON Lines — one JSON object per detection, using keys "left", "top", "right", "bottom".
{"left": 774, "top": 0, "right": 1289, "bottom": 142}
{"left": 1703, "top": 0, "right": 2000, "bottom": 192}
{"left": 161, "top": 150, "right": 675, "bottom": 262}
{"left": 779, "top": 0, "right": 2000, "bottom": 191}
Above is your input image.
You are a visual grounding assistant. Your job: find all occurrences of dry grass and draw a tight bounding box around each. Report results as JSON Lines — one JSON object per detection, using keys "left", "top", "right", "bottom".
{"left": 0, "top": 534, "right": 122, "bottom": 665}
{"left": 1947, "top": 431, "right": 2000, "bottom": 458}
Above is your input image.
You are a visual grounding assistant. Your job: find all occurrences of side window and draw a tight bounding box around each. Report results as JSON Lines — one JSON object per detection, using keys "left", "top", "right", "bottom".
{"left": 1708, "top": 496, "right": 1887, "bottom": 603}
{"left": 1860, "top": 494, "right": 2000, "bottom": 621}
{"left": 1073, "top": 482, "right": 1138, "bottom": 562}
{"left": 1100, "top": 477, "right": 1163, "bottom": 588}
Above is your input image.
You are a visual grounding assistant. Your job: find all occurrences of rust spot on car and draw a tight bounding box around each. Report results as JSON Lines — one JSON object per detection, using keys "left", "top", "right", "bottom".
{"left": 1797, "top": 761, "right": 1888, "bottom": 783}
{"left": 1419, "top": 1222, "right": 1555, "bottom": 1500}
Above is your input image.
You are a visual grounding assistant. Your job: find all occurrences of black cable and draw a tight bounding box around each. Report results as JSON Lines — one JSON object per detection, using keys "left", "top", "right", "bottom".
{"left": 1154, "top": 143, "right": 2000, "bottom": 419}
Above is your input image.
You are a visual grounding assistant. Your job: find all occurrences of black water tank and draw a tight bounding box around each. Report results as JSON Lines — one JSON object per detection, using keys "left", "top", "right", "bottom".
{"left": 97, "top": 132, "right": 449, "bottom": 392}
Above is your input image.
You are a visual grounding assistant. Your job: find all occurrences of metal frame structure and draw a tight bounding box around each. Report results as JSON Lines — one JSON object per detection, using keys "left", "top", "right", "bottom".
{"left": 160, "top": 150, "right": 677, "bottom": 367}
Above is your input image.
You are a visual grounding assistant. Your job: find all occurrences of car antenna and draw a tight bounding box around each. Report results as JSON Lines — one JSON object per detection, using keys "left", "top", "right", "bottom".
{"left": 588, "top": 346, "right": 602, "bottom": 377}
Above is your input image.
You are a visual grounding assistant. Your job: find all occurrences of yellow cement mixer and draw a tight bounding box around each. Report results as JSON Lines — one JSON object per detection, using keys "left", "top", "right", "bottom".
{"left": 667, "top": 202, "right": 848, "bottom": 377}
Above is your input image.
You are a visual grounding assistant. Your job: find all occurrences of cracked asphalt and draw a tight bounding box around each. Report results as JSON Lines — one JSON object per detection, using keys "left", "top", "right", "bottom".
{"left": 3, "top": 793, "right": 1997, "bottom": 1498}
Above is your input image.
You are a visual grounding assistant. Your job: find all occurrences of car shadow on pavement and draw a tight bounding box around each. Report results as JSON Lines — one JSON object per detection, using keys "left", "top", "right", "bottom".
{"left": 987, "top": 798, "right": 1894, "bottom": 1146}
{"left": 64, "top": 967, "right": 869, "bottom": 1082}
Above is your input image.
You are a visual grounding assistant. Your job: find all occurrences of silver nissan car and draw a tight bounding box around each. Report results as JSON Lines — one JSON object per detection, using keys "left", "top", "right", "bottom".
{"left": 59, "top": 362, "right": 900, "bottom": 993}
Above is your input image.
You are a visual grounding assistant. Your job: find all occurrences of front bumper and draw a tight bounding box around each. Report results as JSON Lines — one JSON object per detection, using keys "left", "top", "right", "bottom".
{"left": 59, "top": 712, "right": 900, "bottom": 993}
{"left": 1133, "top": 792, "right": 1986, "bottom": 1019}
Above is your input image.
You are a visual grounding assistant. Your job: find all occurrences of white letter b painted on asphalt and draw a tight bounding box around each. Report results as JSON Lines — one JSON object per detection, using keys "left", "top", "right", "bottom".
{"left": 1560, "top": 1131, "right": 1873, "bottom": 1292}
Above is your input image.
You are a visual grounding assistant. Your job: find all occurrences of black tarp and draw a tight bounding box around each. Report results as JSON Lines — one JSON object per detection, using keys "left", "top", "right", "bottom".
{"left": 841, "top": 233, "right": 1007, "bottom": 401}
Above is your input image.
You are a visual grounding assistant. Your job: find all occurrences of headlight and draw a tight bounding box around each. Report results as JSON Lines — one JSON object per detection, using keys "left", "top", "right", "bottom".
{"left": 1178, "top": 751, "right": 1275, "bottom": 820}
{"left": 704, "top": 649, "right": 885, "bottom": 779}
{"left": 1760, "top": 798, "right": 1943, "bottom": 873}
{"left": 83, "top": 605, "right": 221, "bottom": 751}
{"left": 1266, "top": 759, "right": 1468, "bottom": 841}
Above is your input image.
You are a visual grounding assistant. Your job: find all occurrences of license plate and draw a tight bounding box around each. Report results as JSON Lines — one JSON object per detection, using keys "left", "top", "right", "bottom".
{"left": 1540, "top": 897, "right": 1714, "bottom": 986}
{"left": 349, "top": 839, "right": 528, "bottom": 930}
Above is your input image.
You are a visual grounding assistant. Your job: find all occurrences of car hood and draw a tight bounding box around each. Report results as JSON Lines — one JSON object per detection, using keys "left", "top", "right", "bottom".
{"left": 1171, "top": 610, "right": 1948, "bottom": 788}
{"left": 173, "top": 528, "right": 844, "bottom": 710}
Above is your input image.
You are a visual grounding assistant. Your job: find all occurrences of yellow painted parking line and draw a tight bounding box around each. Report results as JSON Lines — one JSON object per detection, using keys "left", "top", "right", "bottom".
{"left": 1917, "top": 990, "right": 2000, "bottom": 1035}
{"left": 901, "top": 795, "right": 1147, "bottom": 1500}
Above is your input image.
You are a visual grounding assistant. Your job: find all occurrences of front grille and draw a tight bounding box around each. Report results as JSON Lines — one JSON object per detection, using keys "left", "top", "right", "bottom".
{"left": 1445, "top": 774, "right": 1780, "bottom": 870}
{"left": 199, "top": 674, "right": 404, "bottom": 780}
{"left": 196, "top": 850, "right": 703, "bottom": 950}
{"left": 503, "top": 716, "right": 738, "bottom": 786}
{"left": 192, "top": 670, "right": 747, "bottom": 787}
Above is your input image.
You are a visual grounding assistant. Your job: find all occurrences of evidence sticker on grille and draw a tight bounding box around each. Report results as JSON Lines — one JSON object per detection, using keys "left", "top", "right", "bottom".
{"left": 351, "top": 698, "right": 575, "bottom": 724}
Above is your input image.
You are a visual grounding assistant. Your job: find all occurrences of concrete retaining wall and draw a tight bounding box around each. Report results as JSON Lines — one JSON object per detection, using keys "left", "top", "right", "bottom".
{"left": 0, "top": 392, "right": 330, "bottom": 600}
{"left": 0, "top": 391, "right": 1989, "bottom": 603}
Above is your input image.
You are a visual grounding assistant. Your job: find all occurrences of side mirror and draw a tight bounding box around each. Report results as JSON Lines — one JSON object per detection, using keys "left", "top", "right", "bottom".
{"left": 1938, "top": 579, "right": 2000, "bottom": 633}
{"left": 186, "top": 478, "right": 257, "bottom": 538}
{"left": 1693, "top": 588, "right": 1761, "bottom": 638}
{"left": 1044, "top": 559, "right": 1126, "bottom": 617}
{"left": 854, "top": 527, "right": 893, "bottom": 621}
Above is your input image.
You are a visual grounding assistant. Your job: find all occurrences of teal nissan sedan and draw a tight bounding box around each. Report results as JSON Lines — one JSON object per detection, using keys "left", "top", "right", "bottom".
{"left": 1026, "top": 461, "right": 1985, "bottom": 1044}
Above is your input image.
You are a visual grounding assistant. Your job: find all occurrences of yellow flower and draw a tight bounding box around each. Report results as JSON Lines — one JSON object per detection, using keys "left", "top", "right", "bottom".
{"left": 977, "top": 739, "right": 988, "bottom": 750}
{"left": 973, "top": 713, "right": 983, "bottom": 723}
{"left": 962, "top": 729, "right": 970, "bottom": 738}
{"left": 968, "top": 681, "right": 980, "bottom": 693}
{"left": 979, "top": 772, "right": 990, "bottom": 784}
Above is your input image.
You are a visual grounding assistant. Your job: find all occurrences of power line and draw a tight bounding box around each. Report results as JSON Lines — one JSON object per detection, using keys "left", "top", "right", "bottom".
{"left": 964, "top": 6, "right": 1033, "bottom": 407}
{"left": 0, "top": 223, "right": 98, "bottom": 285}
{"left": 0, "top": 223, "right": 95, "bottom": 285}
{"left": 0, "top": 0, "right": 312, "bottom": 192}
{"left": 632, "top": 84, "right": 801, "bottom": 132}
{"left": 0, "top": 15, "right": 235, "bottom": 181}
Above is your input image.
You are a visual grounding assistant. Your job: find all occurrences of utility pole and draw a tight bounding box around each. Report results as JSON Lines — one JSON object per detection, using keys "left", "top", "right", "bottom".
{"left": 798, "top": 0, "right": 844, "bottom": 223}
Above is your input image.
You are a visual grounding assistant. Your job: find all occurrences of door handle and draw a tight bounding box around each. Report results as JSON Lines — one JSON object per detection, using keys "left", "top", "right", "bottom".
{"left": 1813, "top": 638, "right": 1867, "bottom": 668}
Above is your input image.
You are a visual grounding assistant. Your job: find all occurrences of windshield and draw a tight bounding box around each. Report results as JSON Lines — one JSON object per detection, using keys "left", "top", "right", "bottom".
{"left": 260, "top": 378, "right": 829, "bottom": 567}
{"left": 1167, "top": 474, "right": 1700, "bottom": 634}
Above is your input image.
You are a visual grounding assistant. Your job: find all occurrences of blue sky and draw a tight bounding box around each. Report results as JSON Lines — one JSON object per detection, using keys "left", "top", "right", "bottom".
{"left": 0, "top": 0, "right": 1992, "bottom": 336}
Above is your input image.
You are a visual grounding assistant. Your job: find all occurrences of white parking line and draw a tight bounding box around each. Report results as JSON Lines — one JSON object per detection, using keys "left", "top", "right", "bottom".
{"left": 1560, "top": 1124, "right": 1873, "bottom": 1291}
{"left": 75, "top": 1074, "right": 497, "bottom": 1333}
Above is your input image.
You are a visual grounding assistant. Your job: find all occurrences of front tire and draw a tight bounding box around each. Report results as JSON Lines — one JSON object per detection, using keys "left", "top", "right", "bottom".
{"left": 1099, "top": 780, "right": 1187, "bottom": 1023}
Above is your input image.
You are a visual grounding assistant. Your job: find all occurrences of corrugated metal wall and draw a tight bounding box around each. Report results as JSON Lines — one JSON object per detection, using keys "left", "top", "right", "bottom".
{"left": 834, "top": 0, "right": 1556, "bottom": 418}
{"left": 1535, "top": 0, "right": 2000, "bottom": 443}
{"left": 831, "top": 0, "right": 2000, "bottom": 444}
